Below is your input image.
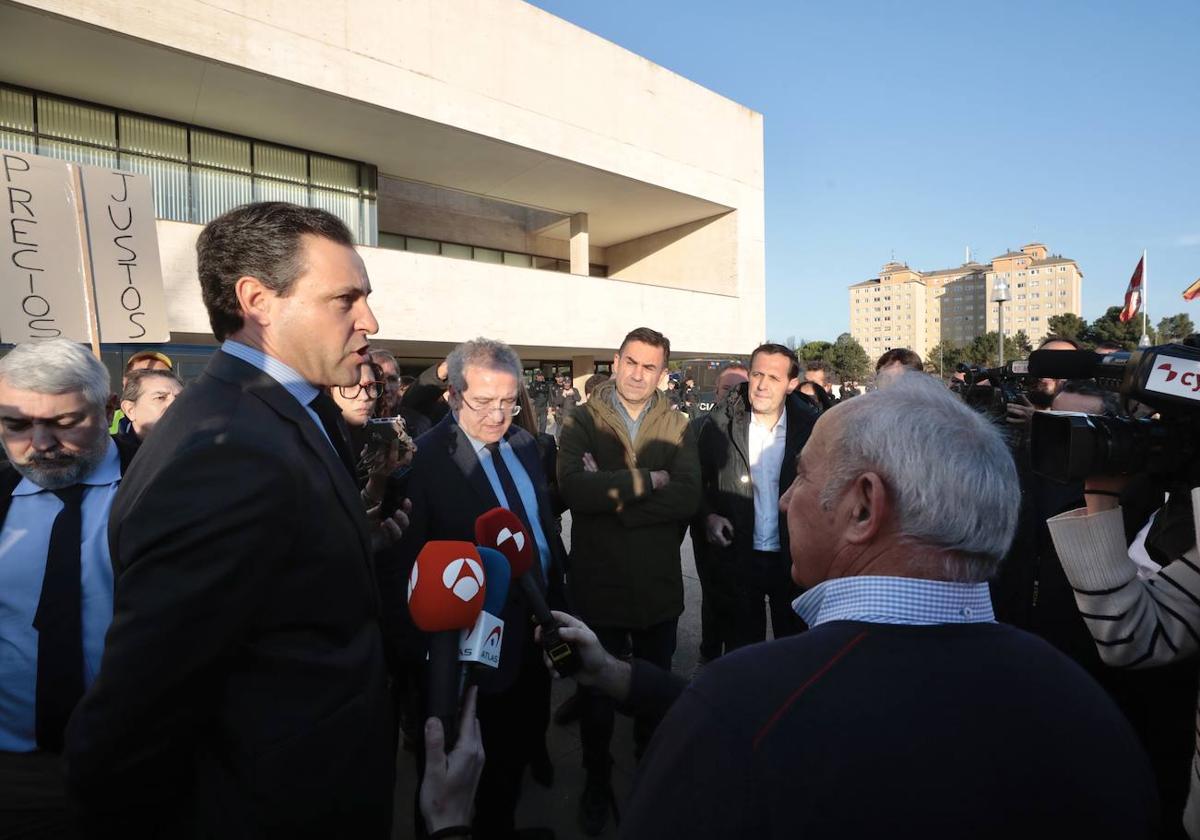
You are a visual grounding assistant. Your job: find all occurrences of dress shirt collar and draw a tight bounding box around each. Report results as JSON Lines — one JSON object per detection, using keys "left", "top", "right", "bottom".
{"left": 750, "top": 407, "right": 787, "bottom": 435}
{"left": 13, "top": 436, "right": 120, "bottom": 496}
{"left": 794, "top": 575, "right": 995, "bottom": 627}
{"left": 221, "top": 339, "right": 319, "bottom": 409}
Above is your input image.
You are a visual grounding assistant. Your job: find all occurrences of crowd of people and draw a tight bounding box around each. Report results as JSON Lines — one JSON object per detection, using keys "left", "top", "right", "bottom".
{"left": 0, "top": 200, "right": 1197, "bottom": 840}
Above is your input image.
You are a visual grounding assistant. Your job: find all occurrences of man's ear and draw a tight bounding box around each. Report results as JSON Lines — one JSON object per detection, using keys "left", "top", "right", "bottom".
{"left": 235, "top": 275, "right": 274, "bottom": 329}
{"left": 785, "top": 376, "right": 801, "bottom": 395}
{"left": 842, "top": 471, "right": 890, "bottom": 545}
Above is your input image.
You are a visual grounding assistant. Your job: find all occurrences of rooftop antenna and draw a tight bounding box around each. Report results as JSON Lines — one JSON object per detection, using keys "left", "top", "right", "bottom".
{"left": 965, "top": 245, "right": 970, "bottom": 264}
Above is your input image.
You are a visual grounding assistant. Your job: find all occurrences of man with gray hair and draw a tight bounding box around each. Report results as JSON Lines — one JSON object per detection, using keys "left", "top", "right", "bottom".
{"left": 384, "top": 336, "right": 566, "bottom": 838}
{"left": 543, "top": 372, "right": 1159, "bottom": 838}
{"left": 0, "top": 339, "right": 137, "bottom": 836}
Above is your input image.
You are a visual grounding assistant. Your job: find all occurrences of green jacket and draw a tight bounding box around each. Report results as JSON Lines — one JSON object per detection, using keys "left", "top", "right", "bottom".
{"left": 558, "top": 379, "right": 700, "bottom": 629}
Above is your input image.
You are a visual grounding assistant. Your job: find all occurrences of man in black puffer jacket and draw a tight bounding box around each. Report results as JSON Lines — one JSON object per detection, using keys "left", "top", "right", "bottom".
{"left": 697, "top": 343, "right": 817, "bottom": 650}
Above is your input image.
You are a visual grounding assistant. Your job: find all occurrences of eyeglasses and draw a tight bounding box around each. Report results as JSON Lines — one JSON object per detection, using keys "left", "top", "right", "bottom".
{"left": 337, "top": 381, "right": 384, "bottom": 400}
{"left": 460, "top": 396, "right": 522, "bottom": 417}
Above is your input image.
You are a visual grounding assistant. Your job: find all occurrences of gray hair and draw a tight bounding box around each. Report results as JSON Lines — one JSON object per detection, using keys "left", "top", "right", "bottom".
{"left": 369, "top": 348, "right": 398, "bottom": 369}
{"left": 818, "top": 372, "right": 1018, "bottom": 581}
{"left": 0, "top": 339, "right": 111, "bottom": 411}
{"left": 446, "top": 338, "right": 523, "bottom": 392}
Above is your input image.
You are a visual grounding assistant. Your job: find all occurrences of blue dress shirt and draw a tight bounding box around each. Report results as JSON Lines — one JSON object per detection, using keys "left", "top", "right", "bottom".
{"left": 793, "top": 575, "right": 996, "bottom": 628}
{"left": 220, "top": 339, "right": 335, "bottom": 452}
{"left": 0, "top": 439, "right": 121, "bottom": 751}
{"left": 459, "top": 421, "right": 552, "bottom": 577}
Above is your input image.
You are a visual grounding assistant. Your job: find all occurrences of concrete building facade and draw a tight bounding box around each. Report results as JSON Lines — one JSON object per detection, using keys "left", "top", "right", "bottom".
{"left": 0, "top": 0, "right": 766, "bottom": 382}
{"left": 849, "top": 243, "right": 1083, "bottom": 361}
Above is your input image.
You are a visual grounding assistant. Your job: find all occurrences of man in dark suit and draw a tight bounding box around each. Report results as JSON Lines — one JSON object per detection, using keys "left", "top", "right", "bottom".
{"left": 65, "top": 202, "right": 405, "bottom": 837}
{"left": 0, "top": 340, "right": 137, "bottom": 838}
{"left": 381, "top": 337, "right": 566, "bottom": 840}
{"left": 697, "top": 344, "right": 817, "bottom": 651}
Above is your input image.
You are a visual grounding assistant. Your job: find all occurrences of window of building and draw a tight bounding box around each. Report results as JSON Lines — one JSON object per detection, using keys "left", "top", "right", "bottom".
{"left": 0, "top": 83, "right": 377, "bottom": 244}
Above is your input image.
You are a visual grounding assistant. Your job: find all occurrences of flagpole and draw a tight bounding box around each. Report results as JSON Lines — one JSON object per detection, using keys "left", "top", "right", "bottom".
{"left": 1140, "top": 249, "right": 1150, "bottom": 347}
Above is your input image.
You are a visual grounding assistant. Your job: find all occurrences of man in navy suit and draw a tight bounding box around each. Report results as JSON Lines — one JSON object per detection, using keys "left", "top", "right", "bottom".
{"left": 382, "top": 337, "right": 566, "bottom": 840}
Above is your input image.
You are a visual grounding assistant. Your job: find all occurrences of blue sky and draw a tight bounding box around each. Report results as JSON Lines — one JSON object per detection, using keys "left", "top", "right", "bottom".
{"left": 529, "top": 0, "right": 1200, "bottom": 344}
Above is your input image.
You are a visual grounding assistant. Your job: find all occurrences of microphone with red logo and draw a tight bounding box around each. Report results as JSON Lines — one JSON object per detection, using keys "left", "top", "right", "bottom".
{"left": 407, "top": 541, "right": 486, "bottom": 747}
{"left": 459, "top": 546, "right": 511, "bottom": 671}
{"left": 475, "top": 507, "right": 580, "bottom": 677}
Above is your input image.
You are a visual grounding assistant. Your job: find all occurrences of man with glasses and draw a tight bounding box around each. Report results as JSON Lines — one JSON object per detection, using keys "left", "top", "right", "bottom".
{"left": 381, "top": 337, "right": 567, "bottom": 840}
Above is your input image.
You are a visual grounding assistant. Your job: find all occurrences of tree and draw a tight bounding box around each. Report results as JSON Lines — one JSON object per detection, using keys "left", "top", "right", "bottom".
{"left": 927, "top": 342, "right": 970, "bottom": 377}
{"left": 797, "top": 340, "right": 832, "bottom": 362}
{"left": 1012, "top": 330, "right": 1033, "bottom": 355}
{"left": 828, "top": 333, "right": 871, "bottom": 382}
{"left": 964, "top": 332, "right": 1028, "bottom": 367}
{"left": 1082, "top": 306, "right": 1156, "bottom": 351}
{"left": 1157, "top": 313, "right": 1196, "bottom": 344}
{"left": 1046, "top": 313, "right": 1087, "bottom": 342}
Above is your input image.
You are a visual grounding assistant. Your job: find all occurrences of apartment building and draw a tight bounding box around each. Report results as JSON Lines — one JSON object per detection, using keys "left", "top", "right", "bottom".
{"left": 849, "top": 243, "right": 1083, "bottom": 360}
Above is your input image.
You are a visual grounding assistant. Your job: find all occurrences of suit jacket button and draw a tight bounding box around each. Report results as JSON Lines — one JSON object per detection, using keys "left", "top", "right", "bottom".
{"left": 740, "top": 475, "right": 750, "bottom": 484}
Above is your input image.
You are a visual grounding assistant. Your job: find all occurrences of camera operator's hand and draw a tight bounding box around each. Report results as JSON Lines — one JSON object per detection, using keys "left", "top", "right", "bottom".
{"left": 705, "top": 514, "right": 735, "bottom": 547}
{"left": 537, "top": 611, "right": 632, "bottom": 701}
{"left": 368, "top": 497, "right": 411, "bottom": 553}
{"left": 420, "top": 686, "right": 484, "bottom": 835}
{"left": 1006, "top": 395, "right": 1036, "bottom": 426}
{"left": 1084, "top": 474, "right": 1130, "bottom": 516}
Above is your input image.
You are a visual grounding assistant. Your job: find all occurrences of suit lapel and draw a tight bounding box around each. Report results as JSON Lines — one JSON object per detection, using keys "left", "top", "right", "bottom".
{"left": 0, "top": 464, "right": 21, "bottom": 526}
{"left": 445, "top": 416, "right": 501, "bottom": 510}
{"left": 207, "top": 352, "right": 373, "bottom": 559}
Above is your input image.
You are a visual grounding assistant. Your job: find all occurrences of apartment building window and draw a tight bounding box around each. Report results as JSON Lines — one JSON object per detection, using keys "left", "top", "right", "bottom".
{"left": 1016, "top": 283, "right": 1026, "bottom": 288}
{"left": 0, "top": 83, "right": 377, "bottom": 244}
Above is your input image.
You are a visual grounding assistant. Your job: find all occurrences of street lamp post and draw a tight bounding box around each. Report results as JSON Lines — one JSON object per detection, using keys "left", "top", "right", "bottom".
{"left": 992, "top": 277, "right": 1011, "bottom": 368}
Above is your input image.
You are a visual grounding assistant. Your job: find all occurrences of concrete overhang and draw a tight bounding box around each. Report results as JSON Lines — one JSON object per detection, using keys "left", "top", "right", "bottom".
{"left": 0, "top": 2, "right": 731, "bottom": 248}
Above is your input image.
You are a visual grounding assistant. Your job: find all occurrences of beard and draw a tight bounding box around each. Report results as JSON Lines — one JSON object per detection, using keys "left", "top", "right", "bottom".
{"left": 9, "top": 428, "right": 110, "bottom": 491}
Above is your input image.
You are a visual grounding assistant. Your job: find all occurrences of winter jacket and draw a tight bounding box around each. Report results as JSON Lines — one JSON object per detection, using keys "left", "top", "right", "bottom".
{"left": 558, "top": 379, "right": 700, "bottom": 629}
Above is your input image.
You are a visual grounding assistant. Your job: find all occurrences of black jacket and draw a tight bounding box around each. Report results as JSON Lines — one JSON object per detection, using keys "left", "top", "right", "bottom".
{"left": 380, "top": 413, "right": 567, "bottom": 694}
{"left": 697, "top": 385, "right": 817, "bottom": 564}
{"left": 65, "top": 351, "right": 394, "bottom": 838}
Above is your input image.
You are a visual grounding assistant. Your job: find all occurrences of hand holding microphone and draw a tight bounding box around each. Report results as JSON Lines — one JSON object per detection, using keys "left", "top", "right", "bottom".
{"left": 475, "top": 507, "right": 581, "bottom": 677}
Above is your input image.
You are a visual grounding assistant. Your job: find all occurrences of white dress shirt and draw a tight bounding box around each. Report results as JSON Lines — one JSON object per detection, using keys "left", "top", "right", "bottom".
{"left": 749, "top": 410, "right": 787, "bottom": 551}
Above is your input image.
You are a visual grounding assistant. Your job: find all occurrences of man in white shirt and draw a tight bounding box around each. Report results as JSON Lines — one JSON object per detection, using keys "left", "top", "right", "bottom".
{"left": 697, "top": 343, "right": 818, "bottom": 651}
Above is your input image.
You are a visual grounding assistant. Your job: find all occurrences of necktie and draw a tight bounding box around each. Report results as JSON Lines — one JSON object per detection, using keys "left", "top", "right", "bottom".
{"left": 485, "top": 442, "right": 544, "bottom": 581}
{"left": 33, "top": 484, "right": 86, "bottom": 753}
{"left": 309, "top": 392, "right": 357, "bottom": 480}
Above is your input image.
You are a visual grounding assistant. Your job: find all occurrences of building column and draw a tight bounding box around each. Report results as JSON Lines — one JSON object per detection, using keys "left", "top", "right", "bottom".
{"left": 572, "top": 354, "right": 595, "bottom": 395}
{"left": 569, "top": 212, "right": 589, "bottom": 276}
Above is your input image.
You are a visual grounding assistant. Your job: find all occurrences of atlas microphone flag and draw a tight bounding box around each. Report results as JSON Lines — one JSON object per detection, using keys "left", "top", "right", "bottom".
{"left": 1119, "top": 252, "right": 1145, "bottom": 323}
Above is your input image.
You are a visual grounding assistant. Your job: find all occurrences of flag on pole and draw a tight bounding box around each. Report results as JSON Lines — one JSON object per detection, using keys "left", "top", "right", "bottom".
{"left": 1184, "top": 276, "right": 1200, "bottom": 301}
{"left": 1119, "top": 255, "right": 1145, "bottom": 323}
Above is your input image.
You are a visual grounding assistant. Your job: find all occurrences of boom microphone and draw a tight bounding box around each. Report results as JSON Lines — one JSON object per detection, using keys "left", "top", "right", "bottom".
{"left": 475, "top": 507, "right": 580, "bottom": 676}
{"left": 459, "top": 546, "right": 511, "bottom": 670}
{"left": 407, "top": 541, "right": 486, "bottom": 747}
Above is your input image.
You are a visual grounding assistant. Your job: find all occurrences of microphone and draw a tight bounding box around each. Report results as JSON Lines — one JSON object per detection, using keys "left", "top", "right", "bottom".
{"left": 459, "top": 546, "right": 510, "bottom": 670}
{"left": 475, "top": 507, "right": 580, "bottom": 676}
{"left": 407, "top": 541, "right": 486, "bottom": 747}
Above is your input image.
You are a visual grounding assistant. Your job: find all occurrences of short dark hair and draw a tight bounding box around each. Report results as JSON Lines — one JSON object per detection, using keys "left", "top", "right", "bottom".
{"left": 196, "top": 202, "right": 355, "bottom": 341}
{"left": 804, "top": 360, "right": 830, "bottom": 374}
{"left": 583, "top": 373, "right": 608, "bottom": 397}
{"left": 121, "top": 368, "right": 182, "bottom": 403}
{"left": 1094, "top": 340, "right": 1124, "bottom": 352}
{"left": 875, "top": 348, "right": 923, "bottom": 373}
{"left": 617, "top": 327, "right": 671, "bottom": 364}
{"left": 750, "top": 343, "right": 800, "bottom": 380}
{"left": 718, "top": 362, "right": 748, "bottom": 376}
{"left": 1038, "top": 334, "right": 1083, "bottom": 350}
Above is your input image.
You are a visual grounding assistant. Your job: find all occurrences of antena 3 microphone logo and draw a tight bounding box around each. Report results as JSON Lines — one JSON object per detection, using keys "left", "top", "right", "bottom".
{"left": 1147, "top": 355, "right": 1200, "bottom": 401}
{"left": 443, "top": 557, "right": 485, "bottom": 602}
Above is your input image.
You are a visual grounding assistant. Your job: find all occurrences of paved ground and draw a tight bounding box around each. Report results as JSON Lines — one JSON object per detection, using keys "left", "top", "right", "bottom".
{"left": 394, "top": 511, "right": 704, "bottom": 839}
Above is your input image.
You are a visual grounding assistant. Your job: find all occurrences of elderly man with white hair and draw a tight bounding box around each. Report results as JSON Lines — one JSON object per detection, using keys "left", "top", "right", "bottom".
{"left": 543, "top": 372, "right": 1159, "bottom": 839}
{"left": 0, "top": 340, "right": 136, "bottom": 837}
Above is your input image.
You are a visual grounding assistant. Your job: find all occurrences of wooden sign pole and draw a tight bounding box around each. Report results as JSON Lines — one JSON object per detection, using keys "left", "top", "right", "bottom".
{"left": 70, "top": 163, "right": 103, "bottom": 360}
